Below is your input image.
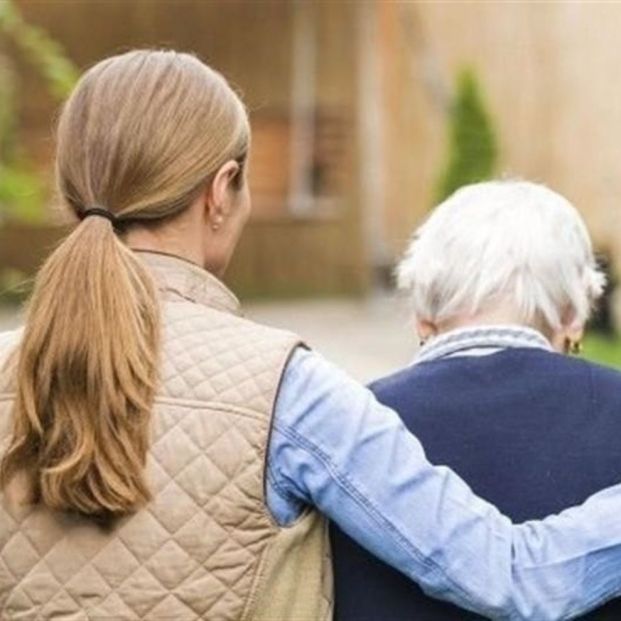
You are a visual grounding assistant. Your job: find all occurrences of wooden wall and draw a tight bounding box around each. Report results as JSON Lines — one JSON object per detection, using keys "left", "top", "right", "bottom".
{"left": 4, "top": 0, "right": 367, "bottom": 299}
{"left": 0, "top": 216, "right": 365, "bottom": 301}
{"left": 9, "top": 2, "right": 621, "bottom": 299}
{"left": 377, "top": 2, "right": 621, "bottom": 269}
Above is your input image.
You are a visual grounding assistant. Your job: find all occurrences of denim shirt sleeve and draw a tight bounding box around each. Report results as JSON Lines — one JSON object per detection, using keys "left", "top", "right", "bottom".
{"left": 267, "top": 347, "right": 621, "bottom": 620}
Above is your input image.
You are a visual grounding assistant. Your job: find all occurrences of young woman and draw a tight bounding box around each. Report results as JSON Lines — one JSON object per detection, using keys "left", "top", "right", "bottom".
{"left": 2, "top": 50, "right": 621, "bottom": 621}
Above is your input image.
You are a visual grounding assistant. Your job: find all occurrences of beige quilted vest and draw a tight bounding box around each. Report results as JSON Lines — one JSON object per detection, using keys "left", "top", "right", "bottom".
{"left": 0, "top": 251, "right": 333, "bottom": 620}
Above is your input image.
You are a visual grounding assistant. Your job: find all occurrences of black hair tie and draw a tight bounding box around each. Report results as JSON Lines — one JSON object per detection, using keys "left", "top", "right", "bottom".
{"left": 81, "top": 206, "right": 118, "bottom": 225}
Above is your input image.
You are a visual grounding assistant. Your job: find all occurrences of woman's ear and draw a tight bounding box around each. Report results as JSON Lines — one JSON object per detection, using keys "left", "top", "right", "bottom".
{"left": 206, "top": 160, "right": 241, "bottom": 227}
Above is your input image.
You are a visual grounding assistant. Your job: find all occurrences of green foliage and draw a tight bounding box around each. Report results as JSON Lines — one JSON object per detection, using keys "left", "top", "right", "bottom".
{"left": 0, "top": 0, "right": 78, "bottom": 100}
{"left": 0, "top": 0, "right": 78, "bottom": 224}
{"left": 583, "top": 333, "right": 621, "bottom": 370}
{"left": 0, "top": 162, "right": 45, "bottom": 223}
{"left": 435, "top": 68, "right": 498, "bottom": 203}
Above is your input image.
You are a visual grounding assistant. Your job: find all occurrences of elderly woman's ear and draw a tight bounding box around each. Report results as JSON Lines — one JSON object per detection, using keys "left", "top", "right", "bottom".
{"left": 416, "top": 320, "right": 438, "bottom": 346}
{"left": 566, "top": 325, "right": 585, "bottom": 355}
{"left": 551, "top": 310, "right": 585, "bottom": 355}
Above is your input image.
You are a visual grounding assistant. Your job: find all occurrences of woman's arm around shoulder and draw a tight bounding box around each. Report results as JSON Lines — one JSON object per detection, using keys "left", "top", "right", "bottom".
{"left": 266, "top": 347, "right": 621, "bottom": 620}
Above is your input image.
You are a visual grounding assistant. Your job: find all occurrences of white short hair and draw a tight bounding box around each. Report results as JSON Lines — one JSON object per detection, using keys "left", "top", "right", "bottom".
{"left": 397, "top": 180, "right": 605, "bottom": 331}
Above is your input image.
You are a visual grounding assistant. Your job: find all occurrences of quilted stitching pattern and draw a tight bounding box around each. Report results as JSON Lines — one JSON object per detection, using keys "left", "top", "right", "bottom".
{"left": 0, "top": 257, "right": 304, "bottom": 620}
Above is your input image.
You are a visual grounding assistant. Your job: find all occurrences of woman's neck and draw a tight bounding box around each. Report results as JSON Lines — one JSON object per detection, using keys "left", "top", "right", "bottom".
{"left": 438, "top": 308, "right": 531, "bottom": 334}
{"left": 420, "top": 305, "right": 556, "bottom": 349}
{"left": 124, "top": 221, "right": 205, "bottom": 269}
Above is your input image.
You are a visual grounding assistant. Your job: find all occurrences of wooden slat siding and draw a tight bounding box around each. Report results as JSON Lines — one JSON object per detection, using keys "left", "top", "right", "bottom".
{"left": 250, "top": 110, "right": 350, "bottom": 215}
{"left": 248, "top": 115, "right": 291, "bottom": 218}
{"left": 228, "top": 218, "right": 368, "bottom": 298}
{"left": 6, "top": 0, "right": 367, "bottom": 299}
{"left": 0, "top": 219, "right": 368, "bottom": 300}
{"left": 313, "top": 111, "right": 349, "bottom": 198}
{"left": 0, "top": 224, "right": 65, "bottom": 275}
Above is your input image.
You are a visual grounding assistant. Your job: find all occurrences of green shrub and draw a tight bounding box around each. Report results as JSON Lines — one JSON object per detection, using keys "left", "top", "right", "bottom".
{"left": 0, "top": 0, "right": 77, "bottom": 224}
{"left": 0, "top": 162, "right": 45, "bottom": 223}
{"left": 435, "top": 68, "right": 498, "bottom": 203}
{"left": 0, "top": 0, "right": 78, "bottom": 100}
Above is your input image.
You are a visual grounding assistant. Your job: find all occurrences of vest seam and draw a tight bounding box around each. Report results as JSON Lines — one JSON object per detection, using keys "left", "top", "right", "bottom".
{"left": 257, "top": 340, "right": 305, "bottom": 529}
{"left": 242, "top": 510, "right": 331, "bottom": 621}
{"left": 240, "top": 339, "right": 303, "bottom": 621}
{"left": 241, "top": 541, "right": 271, "bottom": 621}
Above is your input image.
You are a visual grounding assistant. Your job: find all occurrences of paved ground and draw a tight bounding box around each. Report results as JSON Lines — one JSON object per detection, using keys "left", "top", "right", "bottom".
{"left": 0, "top": 294, "right": 418, "bottom": 383}
{"left": 246, "top": 294, "right": 418, "bottom": 383}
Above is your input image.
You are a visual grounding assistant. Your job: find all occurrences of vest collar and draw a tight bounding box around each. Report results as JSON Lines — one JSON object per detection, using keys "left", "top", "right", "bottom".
{"left": 134, "top": 249, "right": 242, "bottom": 316}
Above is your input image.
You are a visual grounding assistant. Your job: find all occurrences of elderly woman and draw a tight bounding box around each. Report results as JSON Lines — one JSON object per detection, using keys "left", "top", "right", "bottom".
{"left": 332, "top": 180, "right": 621, "bottom": 620}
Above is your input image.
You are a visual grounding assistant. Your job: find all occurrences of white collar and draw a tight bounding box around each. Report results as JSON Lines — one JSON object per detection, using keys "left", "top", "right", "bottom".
{"left": 416, "top": 325, "right": 553, "bottom": 365}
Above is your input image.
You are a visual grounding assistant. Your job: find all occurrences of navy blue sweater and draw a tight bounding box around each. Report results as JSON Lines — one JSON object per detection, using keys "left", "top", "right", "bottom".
{"left": 331, "top": 348, "right": 621, "bottom": 620}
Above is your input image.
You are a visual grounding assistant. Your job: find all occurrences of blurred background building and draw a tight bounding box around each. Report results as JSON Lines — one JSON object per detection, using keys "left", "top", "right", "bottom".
{"left": 2, "top": 0, "right": 621, "bottom": 376}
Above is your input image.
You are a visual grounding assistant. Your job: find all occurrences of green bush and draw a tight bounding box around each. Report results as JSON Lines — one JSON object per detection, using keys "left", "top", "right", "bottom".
{"left": 0, "top": 0, "right": 77, "bottom": 224}
{"left": 0, "top": 162, "right": 44, "bottom": 223}
{"left": 0, "top": 0, "right": 78, "bottom": 100}
{"left": 435, "top": 68, "right": 499, "bottom": 203}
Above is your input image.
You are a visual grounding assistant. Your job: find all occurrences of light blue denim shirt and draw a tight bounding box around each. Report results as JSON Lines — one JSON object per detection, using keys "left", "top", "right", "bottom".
{"left": 268, "top": 346, "right": 621, "bottom": 620}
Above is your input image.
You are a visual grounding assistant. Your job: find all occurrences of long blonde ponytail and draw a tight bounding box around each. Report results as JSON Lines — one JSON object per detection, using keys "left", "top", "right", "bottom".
{"left": 0, "top": 50, "right": 249, "bottom": 518}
